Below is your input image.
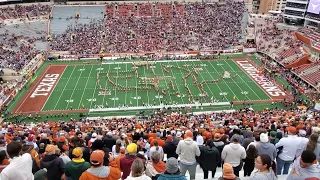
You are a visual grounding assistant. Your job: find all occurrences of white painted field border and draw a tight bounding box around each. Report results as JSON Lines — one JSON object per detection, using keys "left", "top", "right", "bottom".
{"left": 15, "top": 65, "right": 52, "bottom": 112}
{"left": 77, "top": 65, "right": 94, "bottom": 109}
{"left": 53, "top": 66, "right": 77, "bottom": 110}
{"left": 224, "top": 60, "right": 261, "bottom": 100}
{"left": 89, "top": 102, "right": 231, "bottom": 112}
{"left": 40, "top": 66, "right": 67, "bottom": 111}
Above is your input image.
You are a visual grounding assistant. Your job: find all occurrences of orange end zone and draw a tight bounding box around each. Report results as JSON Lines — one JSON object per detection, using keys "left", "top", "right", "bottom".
{"left": 13, "top": 65, "right": 67, "bottom": 114}
{"left": 232, "top": 58, "right": 292, "bottom": 102}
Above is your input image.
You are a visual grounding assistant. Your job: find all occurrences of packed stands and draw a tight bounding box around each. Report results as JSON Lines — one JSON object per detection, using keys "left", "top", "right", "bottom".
{"left": 0, "top": 4, "right": 51, "bottom": 19}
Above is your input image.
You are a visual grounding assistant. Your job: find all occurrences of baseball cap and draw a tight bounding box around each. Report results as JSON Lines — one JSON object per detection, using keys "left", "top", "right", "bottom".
{"left": 260, "top": 133, "right": 269, "bottom": 143}
{"left": 90, "top": 150, "right": 105, "bottom": 165}
{"left": 72, "top": 147, "right": 83, "bottom": 157}
{"left": 92, "top": 133, "right": 97, "bottom": 138}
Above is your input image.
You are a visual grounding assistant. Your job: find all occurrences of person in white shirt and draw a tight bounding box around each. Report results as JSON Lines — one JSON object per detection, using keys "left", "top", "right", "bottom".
{"left": 221, "top": 134, "right": 246, "bottom": 177}
{"left": 149, "top": 140, "right": 164, "bottom": 161}
{"left": 1, "top": 141, "right": 34, "bottom": 180}
{"left": 275, "top": 126, "right": 302, "bottom": 175}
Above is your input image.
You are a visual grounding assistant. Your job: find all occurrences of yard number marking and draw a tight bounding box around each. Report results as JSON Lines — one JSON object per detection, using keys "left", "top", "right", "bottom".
{"left": 132, "top": 96, "right": 141, "bottom": 99}
{"left": 114, "top": 67, "right": 121, "bottom": 70}
{"left": 78, "top": 69, "right": 85, "bottom": 71}
{"left": 87, "top": 98, "right": 96, "bottom": 102}
{"left": 219, "top": 92, "right": 228, "bottom": 96}
{"left": 65, "top": 99, "right": 74, "bottom": 103}
{"left": 110, "top": 97, "right": 119, "bottom": 100}
{"left": 96, "top": 68, "right": 104, "bottom": 70}
{"left": 241, "top": 91, "right": 248, "bottom": 95}
{"left": 217, "top": 64, "right": 224, "bottom": 66}
{"left": 155, "top": 95, "right": 163, "bottom": 98}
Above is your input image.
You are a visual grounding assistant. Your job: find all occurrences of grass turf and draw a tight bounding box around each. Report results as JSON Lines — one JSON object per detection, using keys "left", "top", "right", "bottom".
{"left": 41, "top": 59, "right": 270, "bottom": 111}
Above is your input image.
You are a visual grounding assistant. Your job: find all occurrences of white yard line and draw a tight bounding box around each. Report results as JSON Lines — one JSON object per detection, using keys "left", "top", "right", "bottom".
{"left": 77, "top": 65, "right": 94, "bottom": 109}
{"left": 101, "top": 59, "right": 200, "bottom": 65}
{"left": 189, "top": 61, "right": 217, "bottom": 102}
{"left": 89, "top": 63, "right": 103, "bottom": 108}
{"left": 125, "top": 63, "right": 128, "bottom": 106}
{"left": 135, "top": 68, "right": 139, "bottom": 106}
{"left": 207, "top": 60, "right": 239, "bottom": 101}
{"left": 143, "top": 65, "right": 150, "bottom": 105}
{"left": 53, "top": 66, "right": 76, "bottom": 110}
{"left": 114, "top": 63, "right": 120, "bottom": 107}
{"left": 66, "top": 65, "right": 86, "bottom": 109}
{"left": 159, "top": 62, "right": 173, "bottom": 105}
{"left": 102, "top": 64, "right": 111, "bottom": 107}
{"left": 224, "top": 60, "right": 261, "bottom": 100}
{"left": 40, "top": 66, "right": 67, "bottom": 111}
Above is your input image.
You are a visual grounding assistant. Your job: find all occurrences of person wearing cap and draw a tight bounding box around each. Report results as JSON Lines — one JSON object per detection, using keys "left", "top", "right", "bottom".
{"left": 218, "top": 163, "right": 240, "bottom": 180}
{"left": 27, "top": 135, "right": 38, "bottom": 150}
{"left": 1, "top": 141, "right": 34, "bottom": 180}
{"left": 286, "top": 150, "right": 320, "bottom": 180}
{"left": 40, "top": 144, "right": 65, "bottom": 180}
{"left": 65, "top": 147, "right": 91, "bottom": 180}
{"left": 296, "top": 129, "right": 309, "bottom": 157}
{"left": 103, "top": 132, "right": 116, "bottom": 151}
{"left": 221, "top": 134, "right": 246, "bottom": 177}
{"left": 163, "top": 135, "right": 178, "bottom": 159}
{"left": 269, "top": 131, "right": 279, "bottom": 145}
{"left": 176, "top": 130, "right": 200, "bottom": 180}
{"left": 213, "top": 133, "right": 225, "bottom": 167}
{"left": 255, "top": 133, "right": 277, "bottom": 161}
{"left": 120, "top": 143, "right": 138, "bottom": 179}
{"left": 79, "top": 150, "right": 121, "bottom": 180}
{"left": 157, "top": 157, "right": 187, "bottom": 180}
{"left": 197, "top": 139, "right": 220, "bottom": 179}
{"left": 275, "top": 126, "right": 303, "bottom": 175}
{"left": 88, "top": 132, "right": 98, "bottom": 147}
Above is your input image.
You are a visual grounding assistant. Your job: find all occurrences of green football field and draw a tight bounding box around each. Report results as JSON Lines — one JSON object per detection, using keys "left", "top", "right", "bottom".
{"left": 41, "top": 59, "right": 271, "bottom": 112}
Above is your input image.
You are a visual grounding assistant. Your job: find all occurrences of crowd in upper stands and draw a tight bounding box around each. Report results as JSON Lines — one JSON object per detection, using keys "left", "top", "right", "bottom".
{"left": 0, "top": 108, "right": 320, "bottom": 180}
{"left": 50, "top": 1, "right": 246, "bottom": 54}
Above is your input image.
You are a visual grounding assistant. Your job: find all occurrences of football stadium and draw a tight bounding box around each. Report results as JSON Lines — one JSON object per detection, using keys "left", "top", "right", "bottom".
{"left": 0, "top": 0, "right": 320, "bottom": 179}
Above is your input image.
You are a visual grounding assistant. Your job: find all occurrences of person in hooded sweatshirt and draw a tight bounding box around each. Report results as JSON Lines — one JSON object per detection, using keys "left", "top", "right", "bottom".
{"left": 255, "top": 133, "right": 277, "bottom": 161}
{"left": 163, "top": 135, "right": 178, "bottom": 159}
{"left": 221, "top": 134, "right": 246, "bottom": 177}
{"left": 176, "top": 130, "right": 200, "bottom": 180}
{"left": 40, "top": 144, "right": 65, "bottom": 180}
{"left": 213, "top": 133, "right": 225, "bottom": 167}
{"left": 79, "top": 150, "right": 121, "bottom": 180}
{"left": 197, "top": 139, "right": 220, "bottom": 179}
{"left": 125, "top": 158, "right": 151, "bottom": 180}
{"left": 249, "top": 154, "right": 277, "bottom": 180}
{"left": 242, "top": 131, "right": 255, "bottom": 150}
{"left": 286, "top": 150, "right": 320, "bottom": 180}
{"left": 157, "top": 157, "right": 187, "bottom": 180}
{"left": 65, "top": 147, "right": 91, "bottom": 180}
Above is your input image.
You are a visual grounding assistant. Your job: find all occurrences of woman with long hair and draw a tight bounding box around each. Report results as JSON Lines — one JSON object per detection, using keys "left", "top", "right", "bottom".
{"left": 306, "top": 133, "right": 319, "bottom": 152}
{"left": 249, "top": 154, "right": 277, "bottom": 180}
{"left": 112, "top": 139, "right": 123, "bottom": 158}
{"left": 243, "top": 145, "right": 258, "bottom": 176}
{"left": 125, "top": 159, "right": 151, "bottom": 180}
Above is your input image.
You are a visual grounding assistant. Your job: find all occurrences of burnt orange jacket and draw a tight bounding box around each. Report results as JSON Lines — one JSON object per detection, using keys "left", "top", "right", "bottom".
{"left": 79, "top": 160, "right": 121, "bottom": 180}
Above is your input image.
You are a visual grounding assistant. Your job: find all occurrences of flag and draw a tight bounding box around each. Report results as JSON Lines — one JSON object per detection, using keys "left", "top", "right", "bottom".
{"left": 233, "top": 95, "right": 236, "bottom": 100}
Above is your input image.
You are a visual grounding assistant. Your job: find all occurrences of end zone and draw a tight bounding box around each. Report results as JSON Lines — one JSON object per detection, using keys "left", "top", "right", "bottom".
{"left": 233, "top": 58, "right": 289, "bottom": 101}
{"left": 13, "top": 65, "right": 67, "bottom": 114}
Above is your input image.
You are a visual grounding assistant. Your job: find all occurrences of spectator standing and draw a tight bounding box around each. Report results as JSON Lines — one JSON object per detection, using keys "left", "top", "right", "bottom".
{"left": 286, "top": 150, "right": 320, "bottom": 180}
{"left": 221, "top": 134, "right": 246, "bottom": 177}
{"left": 157, "top": 157, "right": 187, "bottom": 180}
{"left": 218, "top": 163, "right": 240, "bottom": 180}
{"left": 79, "top": 150, "right": 121, "bottom": 180}
{"left": 275, "top": 126, "right": 302, "bottom": 175}
{"left": 40, "top": 144, "right": 65, "bottom": 180}
{"left": 112, "top": 139, "right": 123, "bottom": 158}
{"left": 59, "top": 145, "right": 71, "bottom": 164}
{"left": 197, "top": 140, "right": 220, "bottom": 179}
{"left": 1, "top": 141, "right": 34, "bottom": 180}
{"left": 242, "top": 131, "right": 255, "bottom": 150}
{"left": 213, "top": 133, "right": 225, "bottom": 167}
{"left": 249, "top": 154, "right": 277, "bottom": 180}
{"left": 120, "top": 143, "right": 138, "bottom": 179}
{"left": 243, "top": 145, "right": 258, "bottom": 177}
{"left": 115, "top": 147, "right": 126, "bottom": 168}
{"left": 255, "top": 133, "right": 277, "bottom": 161}
{"left": 306, "top": 133, "right": 320, "bottom": 162}
{"left": 125, "top": 159, "right": 152, "bottom": 180}
{"left": 163, "top": 135, "right": 178, "bottom": 159}
{"left": 149, "top": 140, "right": 164, "bottom": 161}
{"left": 176, "top": 130, "right": 201, "bottom": 180}
{"left": 247, "top": 135, "right": 260, "bottom": 150}
{"left": 65, "top": 147, "right": 91, "bottom": 180}
{"left": 230, "top": 129, "right": 244, "bottom": 144}
{"left": 297, "top": 129, "right": 309, "bottom": 156}
{"left": 0, "top": 150, "right": 9, "bottom": 172}
{"left": 104, "top": 132, "right": 116, "bottom": 151}
{"left": 269, "top": 131, "right": 279, "bottom": 145}
{"left": 145, "top": 151, "right": 166, "bottom": 180}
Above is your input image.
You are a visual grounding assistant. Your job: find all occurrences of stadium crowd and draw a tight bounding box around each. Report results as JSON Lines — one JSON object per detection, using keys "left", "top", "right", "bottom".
{"left": 0, "top": 108, "right": 319, "bottom": 180}
{"left": 0, "top": 4, "right": 51, "bottom": 19}
{"left": 50, "top": 1, "right": 246, "bottom": 55}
